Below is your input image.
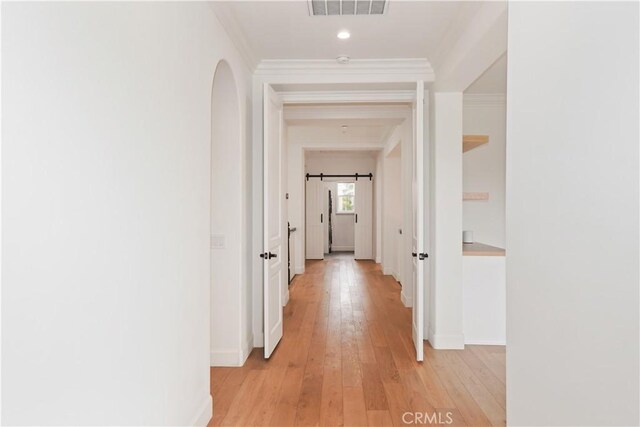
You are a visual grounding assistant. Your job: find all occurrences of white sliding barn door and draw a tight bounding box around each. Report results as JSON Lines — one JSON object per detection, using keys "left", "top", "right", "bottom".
{"left": 412, "top": 80, "right": 427, "bottom": 361}
{"left": 263, "top": 84, "right": 285, "bottom": 358}
{"left": 305, "top": 179, "right": 324, "bottom": 260}
{"left": 354, "top": 178, "right": 373, "bottom": 260}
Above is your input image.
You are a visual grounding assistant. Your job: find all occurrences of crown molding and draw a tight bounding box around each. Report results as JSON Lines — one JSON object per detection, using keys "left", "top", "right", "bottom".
{"left": 255, "top": 58, "right": 435, "bottom": 82}
{"left": 284, "top": 104, "right": 410, "bottom": 121}
{"left": 210, "top": 3, "right": 260, "bottom": 71}
{"left": 280, "top": 90, "right": 415, "bottom": 104}
{"left": 463, "top": 93, "right": 506, "bottom": 107}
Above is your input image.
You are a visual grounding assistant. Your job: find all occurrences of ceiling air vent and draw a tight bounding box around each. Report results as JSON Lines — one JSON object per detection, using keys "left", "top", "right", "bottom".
{"left": 309, "top": 0, "right": 388, "bottom": 16}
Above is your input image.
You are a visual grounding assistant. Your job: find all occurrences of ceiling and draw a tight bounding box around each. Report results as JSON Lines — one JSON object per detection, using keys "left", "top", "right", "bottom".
{"left": 466, "top": 54, "right": 507, "bottom": 94}
{"left": 212, "top": 1, "right": 482, "bottom": 66}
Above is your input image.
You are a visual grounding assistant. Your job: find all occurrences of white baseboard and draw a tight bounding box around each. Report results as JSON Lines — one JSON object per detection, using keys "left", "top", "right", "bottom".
{"left": 375, "top": 256, "right": 381, "bottom": 263}
{"left": 428, "top": 328, "right": 465, "bottom": 349}
{"left": 253, "top": 332, "right": 264, "bottom": 348}
{"left": 211, "top": 333, "right": 253, "bottom": 367}
{"left": 464, "top": 339, "right": 506, "bottom": 346}
{"left": 210, "top": 349, "right": 243, "bottom": 366}
{"left": 191, "top": 394, "right": 212, "bottom": 426}
{"left": 295, "top": 265, "right": 305, "bottom": 274}
{"left": 401, "top": 291, "right": 412, "bottom": 308}
{"left": 241, "top": 333, "right": 253, "bottom": 364}
{"left": 283, "top": 289, "right": 290, "bottom": 306}
{"left": 332, "top": 246, "right": 354, "bottom": 251}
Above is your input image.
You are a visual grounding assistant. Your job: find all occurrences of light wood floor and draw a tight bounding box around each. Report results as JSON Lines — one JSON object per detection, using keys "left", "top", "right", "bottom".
{"left": 209, "top": 254, "right": 505, "bottom": 426}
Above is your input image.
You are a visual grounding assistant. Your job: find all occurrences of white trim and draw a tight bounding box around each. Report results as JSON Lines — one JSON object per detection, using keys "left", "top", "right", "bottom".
{"left": 283, "top": 289, "right": 290, "bottom": 306}
{"left": 464, "top": 339, "right": 506, "bottom": 346}
{"left": 191, "top": 394, "right": 213, "bottom": 427}
{"left": 463, "top": 93, "right": 506, "bottom": 108}
{"left": 210, "top": 346, "right": 249, "bottom": 367}
{"left": 253, "top": 332, "right": 264, "bottom": 348}
{"left": 428, "top": 328, "right": 465, "bottom": 349}
{"left": 256, "top": 58, "right": 434, "bottom": 80}
{"left": 242, "top": 333, "right": 253, "bottom": 364}
{"left": 331, "top": 246, "right": 354, "bottom": 252}
{"left": 280, "top": 90, "right": 415, "bottom": 104}
{"left": 295, "top": 265, "right": 305, "bottom": 275}
{"left": 285, "top": 104, "right": 411, "bottom": 121}
{"left": 208, "top": 3, "right": 259, "bottom": 70}
{"left": 401, "top": 290, "right": 412, "bottom": 308}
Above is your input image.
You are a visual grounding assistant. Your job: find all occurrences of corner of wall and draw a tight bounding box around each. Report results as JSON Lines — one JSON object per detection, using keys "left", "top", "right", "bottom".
{"left": 401, "top": 290, "right": 413, "bottom": 308}
{"left": 191, "top": 394, "right": 213, "bottom": 427}
{"left": 428, "top": 327, "right": 465, "bottom": 349}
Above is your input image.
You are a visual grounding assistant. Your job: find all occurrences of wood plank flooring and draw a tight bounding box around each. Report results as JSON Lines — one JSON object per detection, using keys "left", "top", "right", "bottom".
{"left": 209, "top": 254, "right": 505, "bottom": 426}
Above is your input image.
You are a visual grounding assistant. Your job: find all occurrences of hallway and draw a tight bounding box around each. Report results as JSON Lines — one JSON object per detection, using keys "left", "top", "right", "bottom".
{"left": 209, "top": 254, "right": 505, "bottom": 426}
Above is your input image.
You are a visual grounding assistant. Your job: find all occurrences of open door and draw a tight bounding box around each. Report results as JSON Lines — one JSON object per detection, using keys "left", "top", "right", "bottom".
{"left": 354, "top": 178, "right": 373, "bottom": 260}
{"left": 412, "top": 80, "right": 427, "bottom": 361}
{"left": 305, "top": 179, "right": 324, "bottom": 260}
{"left": 263, "top": 84, "right": 285, "bottom": 358}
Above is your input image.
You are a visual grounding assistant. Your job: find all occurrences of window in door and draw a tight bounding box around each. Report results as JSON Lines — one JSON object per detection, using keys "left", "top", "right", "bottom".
{"left": 336, "top": 182, "right": 355, "bottom": 214}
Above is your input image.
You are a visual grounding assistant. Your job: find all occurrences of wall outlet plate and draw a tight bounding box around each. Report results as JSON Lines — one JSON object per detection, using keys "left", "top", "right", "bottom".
{"left": 210, "top": 234, "right": 225, "bottom": 249}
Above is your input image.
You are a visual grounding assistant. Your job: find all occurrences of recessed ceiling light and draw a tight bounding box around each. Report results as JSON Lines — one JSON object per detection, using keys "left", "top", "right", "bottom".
{"left": 337, "top": 30, "right": 350, "bottom": 40}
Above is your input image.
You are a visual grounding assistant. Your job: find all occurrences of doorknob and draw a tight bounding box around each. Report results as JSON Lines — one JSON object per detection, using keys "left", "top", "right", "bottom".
{"left": 260, "top": 252, "right": 277, "bottom": 260}
{"left": 419, "top": 253, "right": 429, "bottom": 260}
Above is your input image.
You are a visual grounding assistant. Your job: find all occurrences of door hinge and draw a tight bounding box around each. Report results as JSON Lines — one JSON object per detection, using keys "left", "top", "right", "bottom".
{"left": 419, "top": 252, "right": 429, "bottom": 260}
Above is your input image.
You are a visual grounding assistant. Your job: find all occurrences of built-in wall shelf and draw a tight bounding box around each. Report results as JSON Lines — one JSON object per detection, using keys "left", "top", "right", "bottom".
{"left": 463, "top": 135, "right": 489, "bottom": 152}
{"left": 463, "top": 192, "right": 489, "bottom": 201}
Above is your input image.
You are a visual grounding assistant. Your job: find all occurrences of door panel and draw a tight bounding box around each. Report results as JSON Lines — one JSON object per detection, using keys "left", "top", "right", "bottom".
{"left": 354, "top": 179, "right": 373, "bottom": 260}
{"left": 305, "top": 179, "right": 324, "bottom": 260}
{"left": 263, "top": 84, "right": 284, "bottom": 358}
{"left": 412, "top": 80, "right": 426, "bottom": 362}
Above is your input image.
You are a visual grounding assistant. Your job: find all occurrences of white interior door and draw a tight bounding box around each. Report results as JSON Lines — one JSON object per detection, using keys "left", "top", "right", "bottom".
{"left": 305, "top": 179, "right": 324, "bottom": 259}
{"left": 412, "top": 80, "right": 426, "bottom": 361}
{"left": 263, "top": 84, "right": 285, "bottom": 358}
{"left": 354, "top": 178, "right": 373, "bottom": 260}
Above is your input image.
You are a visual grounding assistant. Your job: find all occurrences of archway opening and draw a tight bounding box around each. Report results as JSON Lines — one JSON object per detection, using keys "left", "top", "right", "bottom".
{"left": 210, "top": 60, "right": 243, "bottom": 368}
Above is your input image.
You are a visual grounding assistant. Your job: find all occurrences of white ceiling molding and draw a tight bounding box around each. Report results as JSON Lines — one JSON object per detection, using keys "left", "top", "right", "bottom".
{"left": 255, "top": 59, "right": 435, "bottom": 83}
{"left": 463, "top": 94, "right": 506, "bottom": 108}
{"left": 293, "top": 137, "right": 387, "bottom": 147}
{"left": 209, "top": 3, "right": 259, "bottom": 70}
{"left": 433, "top": 1, "right": 507, "bottom": 91}
{"left": 290, "top": 138, "right": 387, "bottom": 152}
{"left": 280, "top": 90, "right": 416, "bottom": 104}
{"left": 284, "top": 104, "right": 411, "bottom": 121}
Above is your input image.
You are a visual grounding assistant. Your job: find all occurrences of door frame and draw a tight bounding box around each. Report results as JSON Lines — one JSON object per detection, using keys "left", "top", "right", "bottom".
{"left": 252, "top": 63, "right": 434, "bottom": 350}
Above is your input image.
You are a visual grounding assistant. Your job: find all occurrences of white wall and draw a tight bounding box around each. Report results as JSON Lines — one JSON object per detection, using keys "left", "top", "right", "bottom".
{"left": 380, "top": 120, "right": 414, "bottom": 307}
{"left": 462, "top": 95, "right": 506, "bottom": 248}
{"left": 462, "top": 256, "right": 505, "bottom": 345}
{"left": 383, "top": 144, "right": 402, "bottom": 279}
{"left": 506, "top": 2, "right": 639, "bottom": 425}
{"left": 428, "top": 92, "right": 464, "bottom": 349}
{"left": 2, "top": 2, "right": 251, "bottom": 424}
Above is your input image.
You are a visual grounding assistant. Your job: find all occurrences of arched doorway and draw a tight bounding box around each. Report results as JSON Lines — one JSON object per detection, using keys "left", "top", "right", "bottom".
{"left": 210, "top": 60, "right": 243, "bottom": 366}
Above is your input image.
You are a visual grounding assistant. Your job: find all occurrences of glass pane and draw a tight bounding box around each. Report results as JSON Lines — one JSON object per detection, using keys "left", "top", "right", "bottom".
{"left": 338, "top": 195, "right": 354, "bottom": 213}
{"left": 337, "top": 182, "right": 355, "bottom": 196}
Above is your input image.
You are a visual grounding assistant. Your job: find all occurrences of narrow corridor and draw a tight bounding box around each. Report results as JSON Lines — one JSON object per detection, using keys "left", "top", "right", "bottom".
{"left": 209, "top": 254, "right": 506, "bottom": 426}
